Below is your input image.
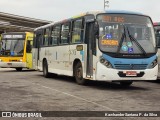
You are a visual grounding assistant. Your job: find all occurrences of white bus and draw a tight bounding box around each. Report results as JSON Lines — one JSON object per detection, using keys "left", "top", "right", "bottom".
{"left": 33, "top": 11, "right": 158, "bottom": 86}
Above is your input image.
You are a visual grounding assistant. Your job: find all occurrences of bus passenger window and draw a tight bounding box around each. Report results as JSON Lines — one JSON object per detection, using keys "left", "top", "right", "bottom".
{"left": 0, "top": 41, "right": 2, "bottom": 51}
{"left": 43, "top": 28, "right": 49, "bottom": 46}
{"left": 61, "top": 23, "right": 70, "bottom": 44}
{"left": 51, "top": 25, "right": 60, "bottom": 45}
{"left": 71, "top": 19, "right": 83, "bottom": 43}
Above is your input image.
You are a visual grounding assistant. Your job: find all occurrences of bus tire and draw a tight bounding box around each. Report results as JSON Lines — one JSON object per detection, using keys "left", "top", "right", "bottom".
{"left": 74, "top": 62, "right": 86, "bottom": 85}
{"left": 43, "top": 60, "right": 50, "bottom": 78}
{"left": 120, "top": 81, "right": 133, "bottom": 87}
{"left": 16, "top": 68, "right": 22, "bottom": 71}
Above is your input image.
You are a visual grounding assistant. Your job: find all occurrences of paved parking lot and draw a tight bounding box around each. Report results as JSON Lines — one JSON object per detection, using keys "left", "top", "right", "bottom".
{"left": 0, "top": 68, "right": 160, "bottom": 120}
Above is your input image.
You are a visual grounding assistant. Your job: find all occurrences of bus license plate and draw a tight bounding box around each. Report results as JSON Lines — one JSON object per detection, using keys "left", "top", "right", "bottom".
{"left": 7, "top": 63, "right": 12, "bottom": 65}
{"left": 126, "top": 71, "right": 137, "bottom": 76}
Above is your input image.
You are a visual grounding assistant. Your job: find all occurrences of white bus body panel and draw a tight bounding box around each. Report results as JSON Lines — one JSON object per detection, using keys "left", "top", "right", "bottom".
{"left": 38, "top": 44, "right": 87, "bottom": 77}
{"left": 32, "top": 48, "right": 39, "bottom": 70}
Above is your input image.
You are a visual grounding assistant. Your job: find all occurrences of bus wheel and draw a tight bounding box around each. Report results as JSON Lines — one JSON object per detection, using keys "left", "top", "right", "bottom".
{"left": 16, "top": 68, "right": 22, "bottom": 71}
{"left": 43, "top": 60, "right": 50, "bottom": 78}
{"left": 120, "top": 81, "right": 133, "bottom": 87}
{"left": 74, "top": 62, "right": 86, "bottom": 85}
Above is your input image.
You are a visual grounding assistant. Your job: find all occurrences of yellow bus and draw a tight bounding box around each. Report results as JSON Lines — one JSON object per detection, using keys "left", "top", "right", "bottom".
{"left": 0, "top": 32, "right": 33, "bottom": 71}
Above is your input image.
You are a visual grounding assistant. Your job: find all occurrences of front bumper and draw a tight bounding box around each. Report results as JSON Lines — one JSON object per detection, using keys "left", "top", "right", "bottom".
{"left": 96, "top": 62, "right": 158, "bottom": 81}
{"left": 0, "top": 62, "right": 26, "bottom": 68}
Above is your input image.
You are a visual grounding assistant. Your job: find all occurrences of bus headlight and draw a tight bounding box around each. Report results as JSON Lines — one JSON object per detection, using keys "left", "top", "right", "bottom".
{"left": 0, "top": 59, "right": 2, "bottom": 62}
{"left": 100, "top": 56, "right": 113, "bottom": 68}
{"left": 148, "top": 58, "right": 158, "bottom": 69}
{"left": 19, "top": 59, "right": 23, "bottom": 62}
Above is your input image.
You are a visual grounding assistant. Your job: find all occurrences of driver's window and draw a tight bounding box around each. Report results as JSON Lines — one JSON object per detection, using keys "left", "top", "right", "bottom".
{"left": 26, "top": 40, "right": 32, "bottom": 53}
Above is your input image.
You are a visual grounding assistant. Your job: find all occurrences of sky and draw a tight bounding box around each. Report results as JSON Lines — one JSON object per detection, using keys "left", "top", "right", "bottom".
{"left": 0, "top": 0, "right": 159, "bottom": 22}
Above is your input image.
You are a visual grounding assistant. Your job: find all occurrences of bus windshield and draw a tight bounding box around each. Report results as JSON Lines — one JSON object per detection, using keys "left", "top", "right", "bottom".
{"left": 1, "top": 39, "right": 25, "bottom": 56}
{"left": 97, "top": 14, "right": 156, "bottom": 55}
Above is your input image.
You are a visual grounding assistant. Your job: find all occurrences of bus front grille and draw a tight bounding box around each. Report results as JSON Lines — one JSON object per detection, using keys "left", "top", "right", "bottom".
{"left": 114, "top": 64, "right": 148, "bottom": 70}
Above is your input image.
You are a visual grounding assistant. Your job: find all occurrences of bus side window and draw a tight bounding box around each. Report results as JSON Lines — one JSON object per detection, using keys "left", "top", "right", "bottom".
{"left": 43, "top": 28, "right": 49, "bottom": 46}
{"left": 34, "top": 30, "right": 43, "bottom": 48}
{"left": 71, "top": 19, "right": 83, "bottom": 43}
{"left": 0, "top": 41, "right": 2, "bottom": 54}
{"left": 26, "top": 41, "right": 32, "bottom": 53}
{"left": 50, "top": 25, "right": 60, "bottom": 46}
{"left": 61, "top": 23, "right": 70, "bottom": 44}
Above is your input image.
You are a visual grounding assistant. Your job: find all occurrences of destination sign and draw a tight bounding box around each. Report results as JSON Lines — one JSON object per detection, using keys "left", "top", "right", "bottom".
{"left": 97, "top": 14, "right": 150, "bottom": 24}
{"left": 2, "top": 35, "right": 25, "bottom": 39}
{"left": 102, "top": 16, "right": 125, "bottom": 23}
{"left": 101, "top": 39, "right": 119, "bottom": 46}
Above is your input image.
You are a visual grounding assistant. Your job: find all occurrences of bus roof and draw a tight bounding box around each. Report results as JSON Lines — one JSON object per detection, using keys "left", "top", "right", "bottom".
{"left": 34, "top": 10, "right": 147, "bottom": 31}
{"left": 104, "top": 10, "right": 144, "bottom": 15}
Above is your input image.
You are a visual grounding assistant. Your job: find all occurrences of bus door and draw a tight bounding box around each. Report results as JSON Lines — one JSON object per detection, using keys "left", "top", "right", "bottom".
{"left": 33, "top": 31, "right": 42, "bottom": 70}
{"left": 85, "top": 21, "right": 96, "bottom": 78}
{"left": 26, "top": 38, "right": 33, "bottom": 69}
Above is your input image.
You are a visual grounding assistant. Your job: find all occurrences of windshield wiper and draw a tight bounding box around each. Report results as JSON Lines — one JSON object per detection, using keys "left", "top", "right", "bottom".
{"left": 13, "top": 40, "right": 19, "bottom": 51}
{"left": 116, "top": 25, "right": 126, "bottom": 55}
{"left": 126, "top": 27, "right": 147, "bottom": 55}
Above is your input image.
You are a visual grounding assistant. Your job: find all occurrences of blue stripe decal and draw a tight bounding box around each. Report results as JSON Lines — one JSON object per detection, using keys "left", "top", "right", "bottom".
{"left": 80, "top": 51, "right": 84, "bottom": 61}
{"left": 102, "top": 54, "right": 157, "bottom": 68}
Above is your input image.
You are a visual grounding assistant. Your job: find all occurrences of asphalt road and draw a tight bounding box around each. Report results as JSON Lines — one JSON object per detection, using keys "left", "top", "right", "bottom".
{"left": 0, "top": 68, "right": 160, "bottom": 120}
